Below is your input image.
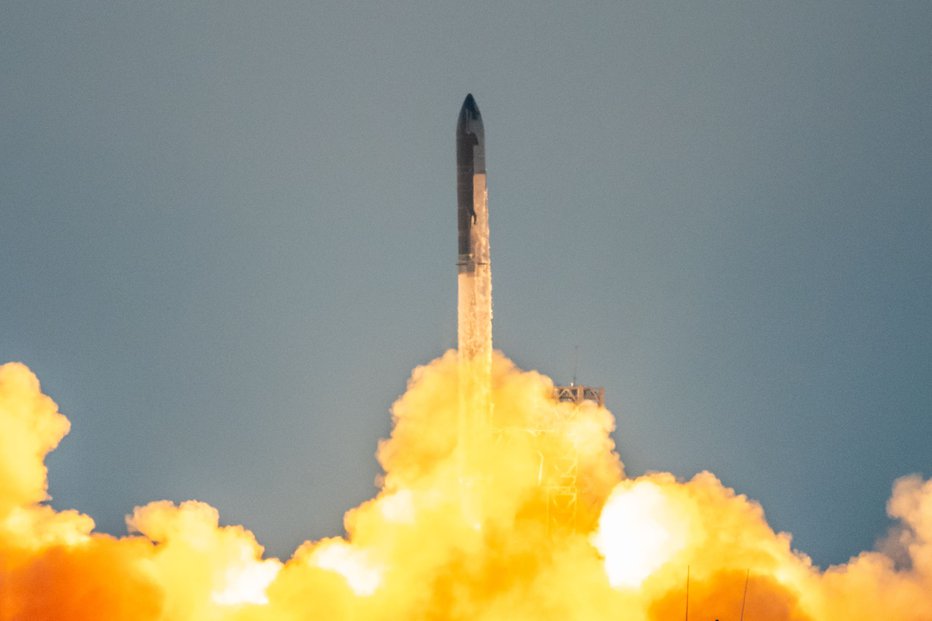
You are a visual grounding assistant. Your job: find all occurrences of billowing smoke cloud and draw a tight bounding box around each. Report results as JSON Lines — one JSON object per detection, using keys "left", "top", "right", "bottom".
{"left": 2, "top": 356, "right": 932, "bottom": 620}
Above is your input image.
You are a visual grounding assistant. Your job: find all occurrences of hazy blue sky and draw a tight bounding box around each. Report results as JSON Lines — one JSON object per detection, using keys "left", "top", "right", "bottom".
{"left": 3, "top": 2, "right": 930, "bottom": 567}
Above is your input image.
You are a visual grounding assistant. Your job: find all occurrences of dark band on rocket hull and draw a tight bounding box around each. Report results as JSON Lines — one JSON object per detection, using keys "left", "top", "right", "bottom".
{"left": 457, "top": 94, "right": 486, "bottom": 266}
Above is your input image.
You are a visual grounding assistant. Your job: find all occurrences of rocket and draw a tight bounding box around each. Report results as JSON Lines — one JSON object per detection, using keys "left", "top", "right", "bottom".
{"left": 456, "top": 94, "right": 492, "bottom": 365}
{"left": 456, "top": 94, "right": 492, "bottom": 520}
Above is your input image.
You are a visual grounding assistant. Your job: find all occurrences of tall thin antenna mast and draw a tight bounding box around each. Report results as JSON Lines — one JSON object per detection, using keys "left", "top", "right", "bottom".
{"left": 739, "top": 569, "right": 750, "bottom": 621}
{"left": 684, "top": 565, "right": 690, "bottom": 621}
{"left": 571, "top": 345, "right": 578, "bottom": 386}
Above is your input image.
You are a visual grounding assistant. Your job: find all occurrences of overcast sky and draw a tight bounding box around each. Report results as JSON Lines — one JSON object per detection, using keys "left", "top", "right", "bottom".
{"left": 3, "top": 2, "right": 930, "bottom": 567}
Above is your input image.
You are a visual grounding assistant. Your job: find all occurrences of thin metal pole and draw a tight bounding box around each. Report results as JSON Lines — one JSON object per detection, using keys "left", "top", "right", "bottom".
{"left": 572, "top": 345, "right": 578, "bottom": 386}
{"left": 739, "top": 569, "right": 750, "bottom": 621}
{"left": 684, "top": 565, "right": 690, "bottom": 621}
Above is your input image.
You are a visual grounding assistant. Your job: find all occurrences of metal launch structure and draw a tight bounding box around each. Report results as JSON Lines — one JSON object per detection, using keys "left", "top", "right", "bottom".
{"left": 544, "top": 385, "right": 605, "bottom": 533}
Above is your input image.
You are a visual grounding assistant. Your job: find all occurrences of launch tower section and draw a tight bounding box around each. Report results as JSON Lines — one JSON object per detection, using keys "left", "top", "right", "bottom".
{"left": 542, "top": 384, "right": 605, "bottom": 534}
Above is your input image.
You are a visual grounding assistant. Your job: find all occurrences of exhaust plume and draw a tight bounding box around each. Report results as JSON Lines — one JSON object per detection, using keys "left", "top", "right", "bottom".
{"left": 2, "top": 356, "right": 932, "bottom": 620}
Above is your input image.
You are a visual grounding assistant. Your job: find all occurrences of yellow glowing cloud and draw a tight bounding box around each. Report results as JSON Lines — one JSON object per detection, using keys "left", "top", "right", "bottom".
{"left": 593, "top": 479, "right": 689, "bottom": 588}
{"left": 310, "top": 539, "right": 382, "bottom": 596}
{"left": 3, "top": 356, "right": 932, "bottom": 620}
{"left": 0, "top": 362, "right": 70, "bottom": 517}
{"left": 212, "top": 557, "right": 281, "bottom": 606}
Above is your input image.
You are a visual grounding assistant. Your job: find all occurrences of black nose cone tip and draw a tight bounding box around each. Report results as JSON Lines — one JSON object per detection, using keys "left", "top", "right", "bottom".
{"left": 459, "top": 93, "right": 481, "bottom": 122}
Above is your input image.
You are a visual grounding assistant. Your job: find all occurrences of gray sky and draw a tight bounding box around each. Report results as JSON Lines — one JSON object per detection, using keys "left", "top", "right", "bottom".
{"left": 2, "top": 2, "right": 930, "bottom": 567}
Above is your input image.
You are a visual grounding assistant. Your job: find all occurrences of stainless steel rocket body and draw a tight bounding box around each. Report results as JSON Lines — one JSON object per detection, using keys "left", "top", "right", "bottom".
{"left": 456, "top": 94, "right": 491, "bottom": 364}
{"left": 455, "top": 94, "right": 492, "bottom": 521}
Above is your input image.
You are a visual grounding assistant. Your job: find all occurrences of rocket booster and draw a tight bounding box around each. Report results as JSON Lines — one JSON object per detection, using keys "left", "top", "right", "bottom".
{"left": 456, "top": 94, "right": 491, "bottom": 363}
{"left": 456, "top": 94, "right": 492, "bottom": 520}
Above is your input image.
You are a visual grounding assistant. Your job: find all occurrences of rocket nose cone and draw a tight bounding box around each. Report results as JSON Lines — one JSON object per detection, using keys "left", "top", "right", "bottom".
{"left": 459, "top": 94, "right": 481, "bottom": 122}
